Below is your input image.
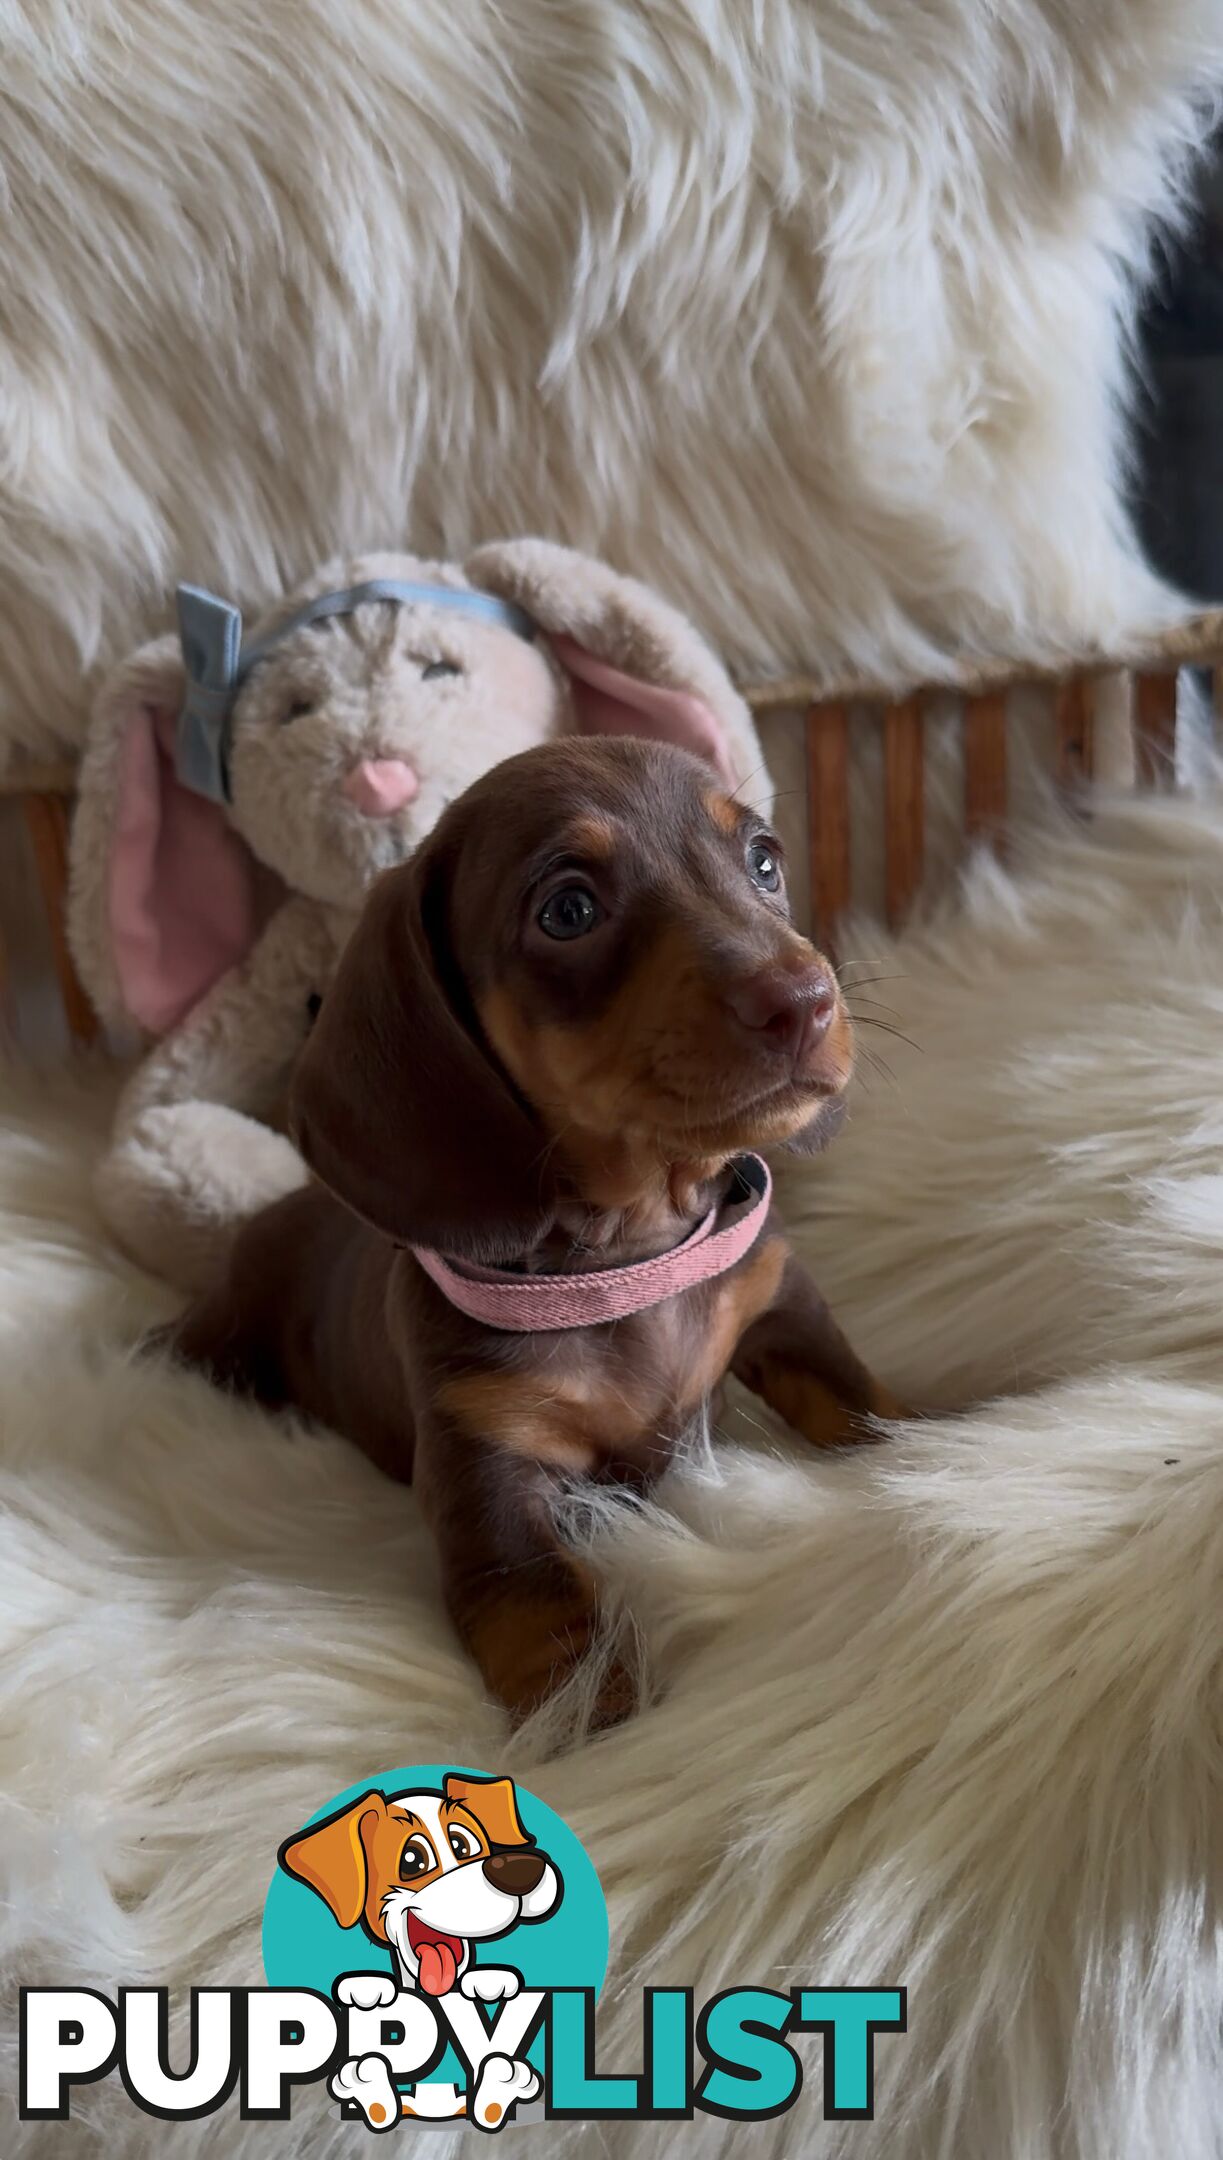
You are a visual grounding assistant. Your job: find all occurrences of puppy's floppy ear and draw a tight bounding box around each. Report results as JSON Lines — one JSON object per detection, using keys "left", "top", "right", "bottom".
{"left": 443, "top": 1774, "right": 532, "bottom": 1849}
{"left": 289, "top": 842, "right": 556, "bottom": 1263}
{"left": 279, "top": 1792, "right": 386, "bottom": 1929}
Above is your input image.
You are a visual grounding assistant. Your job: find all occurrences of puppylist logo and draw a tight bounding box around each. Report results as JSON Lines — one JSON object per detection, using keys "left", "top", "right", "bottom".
{"left": 20, "top": 1765, "right": 906, "bottom": 2132}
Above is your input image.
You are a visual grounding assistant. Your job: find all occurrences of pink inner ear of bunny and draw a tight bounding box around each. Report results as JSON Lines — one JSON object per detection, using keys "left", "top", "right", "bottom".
{"left": 108, "top": 705, "right": 258, "bottom": 1033}
{"left": 551, "top": 633, "right": 739, "bottom": 787}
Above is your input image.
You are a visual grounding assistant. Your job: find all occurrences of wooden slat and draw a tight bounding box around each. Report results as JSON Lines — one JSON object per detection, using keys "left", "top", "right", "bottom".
{"left": 963, "top": 690, "right": 1008, "bottom": 847}
{"left": 882, "top": 698, "right": 924, "bottom": 930}
{"left": 0, "top": 761, "right": 76, "bottom": 798}
{"left": 743, "top": 604, "right": 1223, "bottom": 714}
{"left": 1134, "top": 670, "right": 1178, "bottom": 788}
{"left": 1055, "top": 676, "right": 1095, "bottom": 786}
{"left": 22, "top": 791, "right": 98, "bottom": 1045}
{"left": 805, "top": 701, "right": 850, "bottom": 951}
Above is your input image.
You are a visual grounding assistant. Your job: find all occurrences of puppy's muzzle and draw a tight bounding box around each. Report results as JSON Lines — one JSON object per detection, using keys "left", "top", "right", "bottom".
{"left": 482, "top": 1850, "right": 546, "bottom": 1895}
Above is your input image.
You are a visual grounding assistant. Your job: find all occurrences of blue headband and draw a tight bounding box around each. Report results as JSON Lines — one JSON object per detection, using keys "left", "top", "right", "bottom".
{"left": 174, "top": 578, "right": 538, "bottom": 804}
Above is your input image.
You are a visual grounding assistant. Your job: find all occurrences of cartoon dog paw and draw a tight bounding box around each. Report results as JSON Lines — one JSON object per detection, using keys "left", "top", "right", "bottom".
{"left": 336, "top": 1973, "right": 399, "bottom": 2012}
{"left": 470, "top": 2053, "right": 540, "bottom": 2131}
{"left": 329, "top": 2053, "right": 400, "bottom": 2131}
{"left": 460, "top": 1965, "right": 521, "bottom": 2003}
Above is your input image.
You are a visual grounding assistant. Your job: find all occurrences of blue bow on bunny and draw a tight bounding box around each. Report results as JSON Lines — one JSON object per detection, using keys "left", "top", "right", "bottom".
{"left": 175, "top": 579, "right": 538, "bottom": 804}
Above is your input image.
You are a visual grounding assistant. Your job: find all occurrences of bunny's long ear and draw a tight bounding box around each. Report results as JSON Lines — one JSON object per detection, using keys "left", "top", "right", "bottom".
{"left": 465, "top": 539, "right": 770, "bottom": 812}
{"left": 68, "top": 635, "right": 259, "bottom": 1035}
{"left": 288, "top": 833, "right": 558, "bottom": 1263}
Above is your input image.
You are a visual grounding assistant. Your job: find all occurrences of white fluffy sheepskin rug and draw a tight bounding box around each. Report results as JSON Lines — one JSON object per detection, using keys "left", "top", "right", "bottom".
{"left": 6, "top": 782, "right": 1223, "bottom": 2157}
{"left": 3, "top": 0, "right": 1223, "bottom": 759}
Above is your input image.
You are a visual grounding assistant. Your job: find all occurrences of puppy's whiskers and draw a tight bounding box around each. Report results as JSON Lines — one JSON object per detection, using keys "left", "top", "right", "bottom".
{"left": 853, "top": 1014, "right": 923, "bottom": 1054}
{"left": 727, "top": 760, "right": 773, "bottom": 807}
{"left": 845, "top": 993, "right": 904, "bottom": 1021}
{"left": 857, "top": 1043, "right": 899, "bottom": 1090}
{"left": 838, "top": 965, "right": 908, "bottom": 988}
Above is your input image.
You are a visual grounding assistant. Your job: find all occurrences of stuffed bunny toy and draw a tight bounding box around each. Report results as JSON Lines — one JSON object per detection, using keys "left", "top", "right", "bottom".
{"left": 68, "top": 541, "right": 769, "bottom": 1291}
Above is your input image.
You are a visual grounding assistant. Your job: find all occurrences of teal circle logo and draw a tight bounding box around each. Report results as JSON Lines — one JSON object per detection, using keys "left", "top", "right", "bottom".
{"left": 262, "top": 1764, "right": 607, "bottom": 2124}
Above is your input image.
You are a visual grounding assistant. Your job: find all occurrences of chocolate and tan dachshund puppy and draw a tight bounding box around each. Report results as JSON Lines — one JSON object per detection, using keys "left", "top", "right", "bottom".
{"left": 169, "top": 737, "right": 901, "bottom": 1728}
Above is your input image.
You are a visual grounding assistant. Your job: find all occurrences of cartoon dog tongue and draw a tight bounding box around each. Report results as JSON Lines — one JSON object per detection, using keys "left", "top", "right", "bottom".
{"left": 417, "top": 1941, "right": 458, "bottom": 1996}
{"left": 408, "top": 1916, "right": 462, "bottom": 1997}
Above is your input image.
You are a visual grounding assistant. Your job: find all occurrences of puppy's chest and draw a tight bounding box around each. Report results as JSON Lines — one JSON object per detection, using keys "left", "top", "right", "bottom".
{"left": 439, "top": 1236, "right": 786, "bottom": 1479}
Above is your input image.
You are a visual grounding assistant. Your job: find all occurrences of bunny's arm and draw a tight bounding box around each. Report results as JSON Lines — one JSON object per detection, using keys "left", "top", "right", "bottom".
{"left": 115, "top": 897, "right": 337, "bottom": 1129}
{"left": 96, "top": 899, "right": 343, "bottom": 1290}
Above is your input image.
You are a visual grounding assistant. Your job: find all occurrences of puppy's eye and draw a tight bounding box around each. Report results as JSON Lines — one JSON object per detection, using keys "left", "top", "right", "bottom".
{"left": 538, "top": 885, "right": 602, "bottom": 940}
{"left": 747, "top": 838, "right": 782, "bottom": 894}
{"left": 398, "top": 1837, "right": 435, "bottom": 1881}
{"left": 447, "top": 1826, "right": 480, "bottom": 1861}
{"left": 421, "top": 660, "right": 460, "bottom": 682}
{"left": 282, "top": 697, "right": 314, "bottom": 723}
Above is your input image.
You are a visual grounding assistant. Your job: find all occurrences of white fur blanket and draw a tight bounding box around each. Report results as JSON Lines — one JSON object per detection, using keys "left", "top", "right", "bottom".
{"left": 3, "top": 0, "right": 1222, "bottom": 762}
{"left": 6, "top": 782, "right": 1223, "bottom": 2156}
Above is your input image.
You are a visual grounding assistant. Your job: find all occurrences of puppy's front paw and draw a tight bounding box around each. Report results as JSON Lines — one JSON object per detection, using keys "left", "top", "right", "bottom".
{"left": 335, "top": 1972, "right": 399, "bottom": 2012}
{"left": 329, "top": 2052, "right": 399, "bottom": 2130}
{"left": 461, "top": 1965, "right": 520, "bottom": 2003}
{"left": 470, "top": 2053, "right": 540, "bottom": 2131}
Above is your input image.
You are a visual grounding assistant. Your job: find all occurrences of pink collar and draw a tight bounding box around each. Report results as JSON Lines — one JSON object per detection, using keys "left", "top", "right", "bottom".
{"left": 411, "top": 1154, "right": 772, "bottom": 1332}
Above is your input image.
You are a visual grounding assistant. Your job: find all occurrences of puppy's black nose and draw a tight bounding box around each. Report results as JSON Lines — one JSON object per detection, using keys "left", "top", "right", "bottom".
{"left": 725, "top": 964, "right": 837, "bottom": 1058}
{"left": 482, "top": 1849, "right": 546, "bottom": 1896}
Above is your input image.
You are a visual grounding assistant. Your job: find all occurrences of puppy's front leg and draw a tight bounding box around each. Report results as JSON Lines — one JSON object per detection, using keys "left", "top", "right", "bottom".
{"left": 731, "top": 1246, "right": 903, "bottom": 1448}
{"left": 417, "top": 1427, "right": 634, "bottom": 1731}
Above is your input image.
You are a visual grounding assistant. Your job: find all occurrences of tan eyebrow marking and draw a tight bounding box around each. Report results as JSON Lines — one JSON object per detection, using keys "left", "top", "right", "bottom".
{"left": 559, "top": 815, "right": 617, "bottom": 860}
{"left": 704, "top": 790, "right": 742, "bottom": 835}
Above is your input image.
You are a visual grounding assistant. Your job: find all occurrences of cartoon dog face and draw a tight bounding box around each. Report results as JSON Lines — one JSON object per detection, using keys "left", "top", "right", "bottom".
{"left": 279, "top": 1774, "right": 561, "bottom": 1998}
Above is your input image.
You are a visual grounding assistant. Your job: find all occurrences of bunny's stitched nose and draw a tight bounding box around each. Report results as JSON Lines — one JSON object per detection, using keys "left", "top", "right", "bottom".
{"left": 341, "top": 758, "right": 421, "bottom": 817}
